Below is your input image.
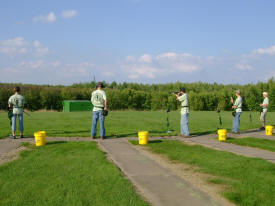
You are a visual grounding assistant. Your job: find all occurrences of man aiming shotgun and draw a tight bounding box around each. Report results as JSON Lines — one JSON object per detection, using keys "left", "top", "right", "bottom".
{"left": 8, "top": 86, "right": 26, "bottom": 139}
{"left": 173, "top": 88, "right": 190, "bottom": 137}
{"left": 231, "top": 90, "right": 242, "bottom": 134}
{"left": 259, "top": 92, "right": 269, "bottom": 130}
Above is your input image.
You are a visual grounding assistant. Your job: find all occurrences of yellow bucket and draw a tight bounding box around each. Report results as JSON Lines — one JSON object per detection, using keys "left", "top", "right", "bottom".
{"left": 218, "top": 129, "right": 227, "bottom": 141}
{"left": 138, "top": 131, "right": 149, "bottom": 145}
{"left": 34, "top": 131, "right": 47, "bottom": 146}
{"left": 265, "top": 125, "right": 274, "bottom": 136}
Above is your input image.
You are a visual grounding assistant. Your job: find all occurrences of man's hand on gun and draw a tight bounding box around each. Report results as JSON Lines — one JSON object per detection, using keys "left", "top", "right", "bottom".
{"left": 172, "top": 91, "right": 181, "bottom": 98}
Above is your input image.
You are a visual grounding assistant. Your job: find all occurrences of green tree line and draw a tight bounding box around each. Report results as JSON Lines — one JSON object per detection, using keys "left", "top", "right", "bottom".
{"left": 0, "top": 79, "right": 275, "bottom": 111}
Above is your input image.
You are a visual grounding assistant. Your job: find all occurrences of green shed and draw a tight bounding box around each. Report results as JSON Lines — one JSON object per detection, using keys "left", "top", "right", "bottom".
{"left": 62, "top": 100, "right": 93, "bottom": 112}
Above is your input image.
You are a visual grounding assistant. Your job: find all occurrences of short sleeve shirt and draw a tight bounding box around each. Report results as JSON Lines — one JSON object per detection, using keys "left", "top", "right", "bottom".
{"left": 8, "top": 94, "right": 25, "bottom": 114}
{"left": 262, "top": 97, "right": 269, "bottom": 112}
{"left": 91, "top": 90, "right": 107, "bottom": 111}
{"left": 178, "top": 93, "right": 189, "bottom": 114}
{"left": 234, "top": 96, "right": 242, "bottom": 113}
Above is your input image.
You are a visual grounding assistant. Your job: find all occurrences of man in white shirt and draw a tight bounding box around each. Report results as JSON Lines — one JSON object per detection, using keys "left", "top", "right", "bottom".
{"left": 8, "top": 86, "right": 26, "bottom": 139}
{"left": 259, "top": 92, "right": 269, "bottom": 130}
{"left": 174, "top": 88, "right": 190, "bottom": 137}
{"left": 231, "top": 90, "right": 242, "bottom": 134}
{"left": 91, "top": 82, "right": 108, "bottom": 139}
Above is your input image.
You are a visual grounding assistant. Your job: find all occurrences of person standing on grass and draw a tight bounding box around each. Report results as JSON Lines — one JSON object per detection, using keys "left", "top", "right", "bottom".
{"left": 8, "top": 86, "right": 26, "bottom": 139}
{"left": 174, "top": 87, "right": 190, "bottom": 137}
{"left": 91, "top": 82, "right": 107, "bottom": 140}
{"left": 231, "top": 90, "right": 242, "bottom": 134}
{"left": 259, "top": 92, "right": 269, "bottom": 130}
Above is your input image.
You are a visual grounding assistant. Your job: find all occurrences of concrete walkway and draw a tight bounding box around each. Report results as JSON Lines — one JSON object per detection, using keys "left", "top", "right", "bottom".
{"left": 99, "top": 138, "right": 221, "bottom": 206}
{"left": 228, "top": 129, "right": 275, "bottom": 140}
{"left": 176, "top": 131, "right": 275, "bottom": 164}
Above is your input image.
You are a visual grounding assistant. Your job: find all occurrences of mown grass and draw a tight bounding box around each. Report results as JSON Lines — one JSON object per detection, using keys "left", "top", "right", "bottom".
{"left": 0, "top": 110, "right": 273, "bottom": 138}
{"left": 224, "top": 137, "right": 275, "bottom": 152}
{"left": 130, "top": 140, "right": 275, "bottom": 206}
{"left": 0, "top": 141, "right": 148, "bottom": 206}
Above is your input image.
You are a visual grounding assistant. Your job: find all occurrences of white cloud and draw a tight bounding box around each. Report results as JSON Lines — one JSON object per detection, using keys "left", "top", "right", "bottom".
{"left": 33, "top": 40, "right": 42, "bottom": 48}
{"left": 102, "top": 71, "right": 115, "bottom": 77}
{"left": 0, "top": 37, "right": 29, "bottom": 55}
{"left": 1, "top": 37, "right": 28, "bottom": 47}
{"left": 80, "top": 62, "right": 95, "bottom": 67}
{"left": 62, "top": 10, "right": 77, "bottom": 19}
{"left": 174, "top": 63, "right": 200, "bottom": 72}
{"left": 33, "top": 40, "right": 49, "bottom": 56}
{"left": 52, "top": 61, "right": 61, "bottom": 67}
{"left": 20, "top": 60, "right": 44, "bottom": 69}
{"left": 33, "top": 12, "right": 56, "bottom": 23}
{"left": 156, "top": 52, "right": 177, "bottom": 60}
{"left": 0, "top": 37, "right": 50, "bottom": 57}
{"left": 126, "top": 56, "right": 136, "bottom": 62}
{"left": 123, "top": 52, "right": 202, "bottom": 79}
{"left": 126, "top": 65, "right": 158, "bottom": 79}
{"left": 236, "top": 63, "right": 252, "bottom": 71}
{"left": 156, "top": 52, "right": 191, "bottom": 60}
{"left": 254, "top": 45, "right": 275, "bottom": 56}
{"left": 139, "top": 54, "right": 152, "bottom": 63}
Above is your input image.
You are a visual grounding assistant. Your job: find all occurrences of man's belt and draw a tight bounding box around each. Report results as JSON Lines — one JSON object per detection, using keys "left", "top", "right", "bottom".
{"left": 94, "top": 106, "right": 104, "bottom": 109}
{"left": 13, "top": 106, "right": 22, "bottom": 108}
{"left": 182, "top": 106, "right": 189, "bottom": 108}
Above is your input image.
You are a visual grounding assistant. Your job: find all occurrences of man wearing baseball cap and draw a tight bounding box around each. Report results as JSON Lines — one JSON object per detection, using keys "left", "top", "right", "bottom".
{"left": 91, "top": 82, "right": 108, "bottom": 139}
{"left": 259, "top": 92, "right": 269, "bottom": 130}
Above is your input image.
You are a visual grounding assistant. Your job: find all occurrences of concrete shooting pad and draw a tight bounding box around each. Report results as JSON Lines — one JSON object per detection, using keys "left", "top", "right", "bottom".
{"left": 99, "top": 139, "right": 221, "bottom": 206}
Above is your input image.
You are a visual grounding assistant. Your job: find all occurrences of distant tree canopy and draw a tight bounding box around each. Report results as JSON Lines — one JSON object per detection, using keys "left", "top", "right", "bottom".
{"left": 0, "top": 78, "right": 275, "bottom": 112}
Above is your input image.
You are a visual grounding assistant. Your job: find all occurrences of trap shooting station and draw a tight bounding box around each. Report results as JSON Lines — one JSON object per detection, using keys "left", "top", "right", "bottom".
{"left": 62, "top": 100, "right": 93, "bottom": 112}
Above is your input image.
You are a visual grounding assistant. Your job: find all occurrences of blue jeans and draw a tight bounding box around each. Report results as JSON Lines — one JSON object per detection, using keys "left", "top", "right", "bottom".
{"left": 181, "top": 113, "right": 190, "bottom": 136}
{"left": 232, "top": 112, "right": 241, "bottom": 132}
{"left": 91, "top": 111, "right": 105, "bottom": 137}
{"left": 12, "top": 114, "right": 24, "bottom": 132}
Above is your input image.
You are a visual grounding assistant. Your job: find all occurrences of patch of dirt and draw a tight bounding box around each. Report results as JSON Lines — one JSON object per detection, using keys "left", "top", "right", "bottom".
{"left": 0, "top": 146, "right": 27, "bottom": 165}
{"left": 134, "top": 145, "right": 235, "bottom": 206}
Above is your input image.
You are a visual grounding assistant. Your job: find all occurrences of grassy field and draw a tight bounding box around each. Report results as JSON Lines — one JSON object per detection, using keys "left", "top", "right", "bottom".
{"left": 0, "top": 110, "right": 274, "bottom": 138}
{"left": 0, "top": 141, "right": 148, "bottom": 206}
{"left": 130, "top": 140, "right": 275, "bottom": 206}
{"left": 224, "top": 137, "right": 275, "bottom": 152}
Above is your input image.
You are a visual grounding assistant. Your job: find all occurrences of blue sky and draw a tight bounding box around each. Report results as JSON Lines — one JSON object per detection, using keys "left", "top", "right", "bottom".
{"left": 1, "top": 0, "right": 275, "bottom": 85}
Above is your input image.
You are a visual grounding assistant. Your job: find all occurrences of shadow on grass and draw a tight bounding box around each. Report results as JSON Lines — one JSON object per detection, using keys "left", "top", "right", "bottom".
{"left": 191, "top": 130, "right": 218, "bottom": 137}
{"left": 148, "top": 140, "right": 163, "bottom": 144}
{"left": 49, "top": 130, "right": 90, "bottom": 135}
{"left": 107, "top": 130, "right": 174, "bottom": 139}
{"left": 240, "top": 129, "right": 261, "bottom": 134}
{"left": 129, "top": 140, "right": 163, "bottom": 145}
{"left": 46, "top": 141, "right": 67, "bottom": 145}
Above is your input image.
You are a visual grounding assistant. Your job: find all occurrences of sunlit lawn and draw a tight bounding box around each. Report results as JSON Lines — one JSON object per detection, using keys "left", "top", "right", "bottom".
{"left": 0, "top": 110, "right": 273, "bottom": 138}
{"left": 0, "top": 141, "right": 148, "bottom": 206}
